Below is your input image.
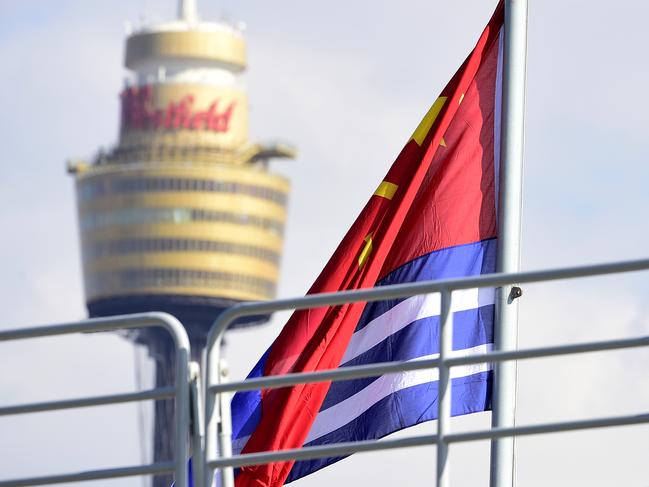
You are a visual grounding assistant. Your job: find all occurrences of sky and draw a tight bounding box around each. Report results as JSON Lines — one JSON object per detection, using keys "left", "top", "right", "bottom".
{"left": 1, "top": 0, "right": 649, "bottom": 486}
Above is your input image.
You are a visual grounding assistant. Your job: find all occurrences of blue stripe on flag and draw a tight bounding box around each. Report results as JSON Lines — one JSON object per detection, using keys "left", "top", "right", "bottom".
{"left": 355, "top": 238, "right": 496, "bottom": 332}
{"left": 287, "top": 371, "right": 492, "bottom": 483}
{"left": 321, "top": 304, "right": 493, "bottom": 410}
{"left": 231, "top": 349, "right": 268, "bottom": 440}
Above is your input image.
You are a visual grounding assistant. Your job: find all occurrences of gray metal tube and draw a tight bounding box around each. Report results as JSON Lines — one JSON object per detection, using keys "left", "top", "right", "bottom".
{"left": 449, "top": 412, "right": 649, "bottom": 443}
{"left": 0, "top": 462, "right": 176, "bottom": 487}
{"left": 201, "top": 259, "right": 649, "bottom": 340}
{"left": 0, "top": 312, "right": 187, "bottom": 341}
{"left": 204, "top": 330, "right": 226, "bottom": 487}
{"left": 206, "top": 411, "right": 649, "bottom": 470}
{"left": 189, "top": 362, "right": 205, "bottom": 487}
{"left": 437, "top": 290, "right": 453, "bottom": 487}
{"left": 208, "top": 434, "right": 439, "bottom": 470}
{"left": 0, "top": 387, "right": 175, "bottom": 416}
{"left": 203, "top": 258, "right": 649, "bottom": 478}
{"left": 0, "top": 312, "right": 192, "bottom": 487}
{"left": 174, "top": 334, "right": 191, "bottom": 487}
{"left": 208, "top": 333, "right": 649, "bottom": 395}
{"left": 491, "top": 0, "right": 528, "bottom": 486}
{"left": 218, "top": 360, "right": 235, "bottom": 487}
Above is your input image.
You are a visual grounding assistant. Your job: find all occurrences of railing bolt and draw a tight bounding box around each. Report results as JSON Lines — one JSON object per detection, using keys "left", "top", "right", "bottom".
{"left": 509, "top": 286, "right": 522, "bottom": 301}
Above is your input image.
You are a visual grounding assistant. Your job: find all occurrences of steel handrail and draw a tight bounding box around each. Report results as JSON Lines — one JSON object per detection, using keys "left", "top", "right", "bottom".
{"left": 203, "top": 257, "right": 649, "bottom": 487}
{"left": 0, "top": 312, "right": 191, "bottom": 487}
{"left": 0, "top": 462, "right": 177, "bottom": 487}
{"left": 208, "top": 334, "right": 649, "bottom": 395}
{"left": 206, "top": 410, "right": 649, "bottom": 470}
{"left": 0, "top": 386, "right": 175, "bottom": 416}
{"left": 204, "top": 337, "right": 649, "bottom": 470}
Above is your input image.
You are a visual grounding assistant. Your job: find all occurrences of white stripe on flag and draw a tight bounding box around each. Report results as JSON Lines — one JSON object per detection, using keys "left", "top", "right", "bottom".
{"left": 341, "top": 288, "right": 495, "bottom": 365}
{"left": 232, "top": 343, "right": 493, "bottom": 455}
{"left": 232, "top": 435, "right": 248, "bottom": 456}
{"left": 305, "top": 343, "right": 493, "bottom": 444}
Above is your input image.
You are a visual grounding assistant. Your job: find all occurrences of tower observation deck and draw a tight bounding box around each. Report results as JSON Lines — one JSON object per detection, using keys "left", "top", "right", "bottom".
{"left": 69, "top": 0, "right": 294, "bottom": 347}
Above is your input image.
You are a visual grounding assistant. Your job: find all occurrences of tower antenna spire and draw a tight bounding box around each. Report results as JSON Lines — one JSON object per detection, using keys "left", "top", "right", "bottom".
{"left": 178, "top": 0, "right": 198, "bottom": 23}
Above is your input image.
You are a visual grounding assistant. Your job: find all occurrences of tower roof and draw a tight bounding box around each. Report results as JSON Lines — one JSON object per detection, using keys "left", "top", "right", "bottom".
{"left": 125, "top": 0, "right": 246, "bottom": 72}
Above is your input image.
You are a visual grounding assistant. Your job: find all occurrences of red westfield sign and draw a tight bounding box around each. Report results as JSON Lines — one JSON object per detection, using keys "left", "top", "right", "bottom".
{"left": 120, "top": 85, "right": 235, "bottom": 133}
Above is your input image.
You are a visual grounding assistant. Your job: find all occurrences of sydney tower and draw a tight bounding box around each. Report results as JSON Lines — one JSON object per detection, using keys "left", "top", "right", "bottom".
{"left": 68, "top": 1, "right": 294, "bottom": 485}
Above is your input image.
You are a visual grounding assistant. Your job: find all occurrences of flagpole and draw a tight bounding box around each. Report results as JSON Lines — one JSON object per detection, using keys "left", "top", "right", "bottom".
{"left": 490, "top": 0, "right": 527, "bottom": 486}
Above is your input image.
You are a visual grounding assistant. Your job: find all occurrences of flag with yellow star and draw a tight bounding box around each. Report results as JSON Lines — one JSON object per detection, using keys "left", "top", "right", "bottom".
{"left": 232, "top": 2, "right": 504, "bottom": 485}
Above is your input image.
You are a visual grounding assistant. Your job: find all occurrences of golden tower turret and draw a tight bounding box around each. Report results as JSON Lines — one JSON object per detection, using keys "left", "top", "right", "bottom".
{"left": 69, "top": 1, "right": 294, "bottom": 342}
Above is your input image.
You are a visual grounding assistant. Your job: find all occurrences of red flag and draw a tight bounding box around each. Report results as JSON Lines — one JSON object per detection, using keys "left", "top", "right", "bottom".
{"left": 235, "top": 3, "right": 504, "bottom": 485}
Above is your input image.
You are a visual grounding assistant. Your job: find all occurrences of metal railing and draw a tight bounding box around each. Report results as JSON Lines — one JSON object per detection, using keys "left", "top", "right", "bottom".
{"left": 3, "top": 260, "right": 648, "bottom": 487}
{"left": 0, "top": 312, "right": 192, "bottom": 487}
{"left": 203, "top": 257, "right": 649, "bottom": 487}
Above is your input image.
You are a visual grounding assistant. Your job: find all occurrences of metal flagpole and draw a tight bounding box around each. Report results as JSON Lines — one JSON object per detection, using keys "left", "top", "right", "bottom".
{"left": 490, "top": 0, "right": 528, "bottom": 486}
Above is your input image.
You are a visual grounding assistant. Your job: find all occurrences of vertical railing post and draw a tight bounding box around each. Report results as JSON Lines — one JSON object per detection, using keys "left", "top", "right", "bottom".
{"left": 174, "top": 330, "right": 191, "bottom": 487}
{"left": 491, "top": 0, "right": 528, "bottom": 486}
{"left": 189, "top": 362, "right": 205, "bottom": 487}
{"left": 204, "top": 311, "right": 233, "bottom": 487}
{"left": 204, "top": 339, "right": 221, "bottom": 487}
{"left": 437, "top": 290, "right": 453, "bottom": 487}
{"left": 218, "top": 359, "right": 235, "bottom": 487}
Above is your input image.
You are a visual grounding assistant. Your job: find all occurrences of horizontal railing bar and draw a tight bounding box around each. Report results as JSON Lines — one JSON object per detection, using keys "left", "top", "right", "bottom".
{"left": 209, "top": 334, "right": 649, "bottom": 394}
{"left": 0, "top": 461, "right": 176, "bottom": 487}
{"left": 446, "top": 412, "right": 649, "bottom": 443}
{"left": 0, "top": 386, "right": 176, "bottom": 417}
{"left": 445, "top": 334, "right": 649, "bottom": 367}
{"left": 0, "top": 313, "right": 181, "bottom": 343}
{"left": 210, "top": 357, "right": 439, "bottom": 394}
{"left": 0, "top": 312, "right": 191, "bottom": 487}
{"left": 207, "top": 434, "right": 438, "bottom": 469}
{"left": 207, "top": 412, "right": 649, "bottom": 469}
{"left": 210, "top": 258, "right": 649, "bottom": 328}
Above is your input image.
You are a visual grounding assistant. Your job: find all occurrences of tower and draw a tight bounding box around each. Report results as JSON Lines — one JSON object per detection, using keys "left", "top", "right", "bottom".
{"left": 68, "top": 1, "right": 294, "bottom": 484}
